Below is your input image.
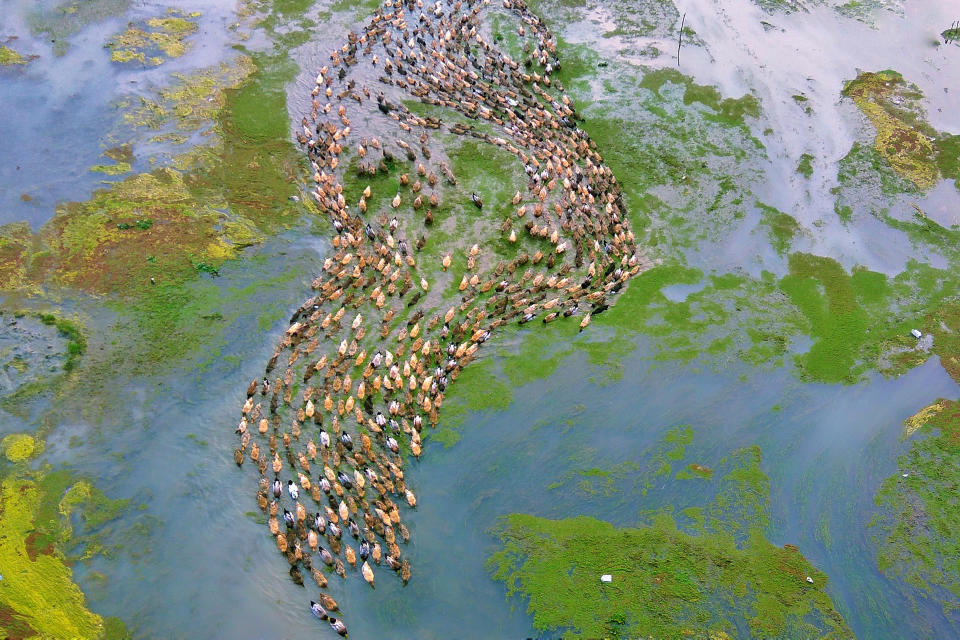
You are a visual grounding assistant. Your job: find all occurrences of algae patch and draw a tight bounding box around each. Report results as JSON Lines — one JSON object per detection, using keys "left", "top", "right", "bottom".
{"left": 2, "top": 434, "right": 42, "bottom": 462}
{"left": 107, "top": 10, "right": 199, "bottom": 65}
{"left": 0, "top": 471, "right": 128, "bottom": 639}
{"left": 0, "top": 44, "right": 33, "bottom": 66}
{"left": 489, "top": 446, "right": 852, "bottom": 639}
{"left": 842, "top": 70, "right": 958, "bottom": 190}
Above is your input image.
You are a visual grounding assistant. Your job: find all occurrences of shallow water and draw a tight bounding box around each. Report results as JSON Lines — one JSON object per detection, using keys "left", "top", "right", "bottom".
{"left": 0, "top": 0, "right": 243, "bottom": 229}
{"left": 3, "top": 0, "right": 960, "bottom": 637}
{"left": 53, "top": 311, "right": 958, "bottom": 638}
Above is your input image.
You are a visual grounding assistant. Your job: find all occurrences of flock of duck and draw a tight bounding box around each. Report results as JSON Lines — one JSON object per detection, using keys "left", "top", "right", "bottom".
{"left": 232, "top": 0, "right": 651, "bottom": 634}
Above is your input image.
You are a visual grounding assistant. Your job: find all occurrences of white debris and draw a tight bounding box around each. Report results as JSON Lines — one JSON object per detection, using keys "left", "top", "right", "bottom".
{"left": 600, "top": 574, "right": 613, "bottom": 583}
{"left": 806, "top": 576, "right": 814, "bottom": 584}
{"left": 911, "top": 329, "right": 923, "bottom": 339}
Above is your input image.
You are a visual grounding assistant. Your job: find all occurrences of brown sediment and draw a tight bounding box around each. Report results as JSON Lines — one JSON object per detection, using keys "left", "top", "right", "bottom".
{"left": 0, "top": 604, "right": 38, "bottom": 640}
{"left": 233, "top": 0, "right": 653, "bottom": 630}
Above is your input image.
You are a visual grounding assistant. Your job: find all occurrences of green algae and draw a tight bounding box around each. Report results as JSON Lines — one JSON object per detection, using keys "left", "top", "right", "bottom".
{"left": 2, "top": 49, "right": 305, "bottom": 369}
{"left": 122, "top": 56, "right": 257, "bottom": 134}
{"left": 1, "top": 434, "right": 42, "bottom": 462}
{"left": 489, "top": 446, "right": 852, "bottom": 639}
{"left": 639, "top": 68, "right": 760, "bottom": 128}
{"left": 547, "top": 462, "right": 641, "bottom": 497}
{"left": 428, "top": 358, "right": 513, "bottom": 448}
{"left": 556, "top": 56, "right": 764, "bottom": 245}
{"left": 38, "top": 313, "right": 86, "bottom": 372}
{"left": 780, "top": 253, "right": 875, "bottom": 383}
{"left": 871, "top": 398, "right": 960, "bottom": 614}
{"left": 756, "top": 202, "right": 799, "bottom": 255}
{"left": 60, "top": 480, "right": 129, "bottom": 531}
{"left": 0, "top": 472, "right": 120, "bottom": 639}
{"left": 796, "top": 152, "right": 814, "bottom": 178}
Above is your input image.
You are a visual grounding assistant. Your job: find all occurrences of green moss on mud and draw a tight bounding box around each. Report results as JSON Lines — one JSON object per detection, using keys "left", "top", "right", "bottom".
{"left": 489, "top": 446, "right": 852, "bottom": 639}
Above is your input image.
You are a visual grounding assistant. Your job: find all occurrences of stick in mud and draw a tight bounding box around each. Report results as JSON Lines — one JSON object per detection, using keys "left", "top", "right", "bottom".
{"left": 678, "top": 12, "right": 686, "bottom": 67}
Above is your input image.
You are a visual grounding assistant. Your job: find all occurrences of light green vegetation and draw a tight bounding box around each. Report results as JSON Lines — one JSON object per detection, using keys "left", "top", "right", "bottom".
{"left": 489, "top": 445, "right": 852, "bottom": 639}
{"left": 842, "top": 70, "right": 959, "bottom": 191}
{"left": 427, "top": 359, "right": 513, "bottom": 448}
{"left": 28, "top": 0, "right": 131, "bottom": 56}
{"left": 546, "top": 461, "right": 641, "bottom": 497}
{"left": 780, "top": 253, "right": 879, "bottom": 383}
{"left": 106, "top": 10, "right": 199, "bottom": 65}
{"left": 582, "top": 65, "right": 761, "bottom": 244}
{"left": 528, "top": 0, "right": 678, "bottom": 41}
{"left": 2, "top": 433, "right": 42, "bottom": 462}
{"left": 871, "top": 398, "right": 960, "bottom": 614}
{"left": 90, "top": 162, "right": 132, "bottom": 175}
{"left": 0, "top": 469, "right": 129, "bottom": 639}
{"left": 0, "top": 45, "right": 31, "bottom": 66}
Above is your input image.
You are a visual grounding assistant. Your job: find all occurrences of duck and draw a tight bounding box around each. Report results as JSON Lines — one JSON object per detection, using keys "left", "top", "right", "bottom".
{"left": 313, "top": 512, "right": 327, "bottom": 533}
{"left": 329, "top": 618, "right": 348, "bottom": 637}
{"left": 319, "top": 593, "right": 339, "bottom": 611}
{"left": 287, "top": 480, "right": 300, "bottom": 501}
{"left": 362, "top": 560, "right": 375, "bottom": 587}
{"left": 289, "top": 565, "right": 304, "bottom": 586}
{"left": 310, "top": 601, "right": 328, "bottom": 620}
{"left": 319, "top": 546, "right": 334, "bottom": 566}
{"left": 248, "top": 0, "right": 646, "bottom": 627}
